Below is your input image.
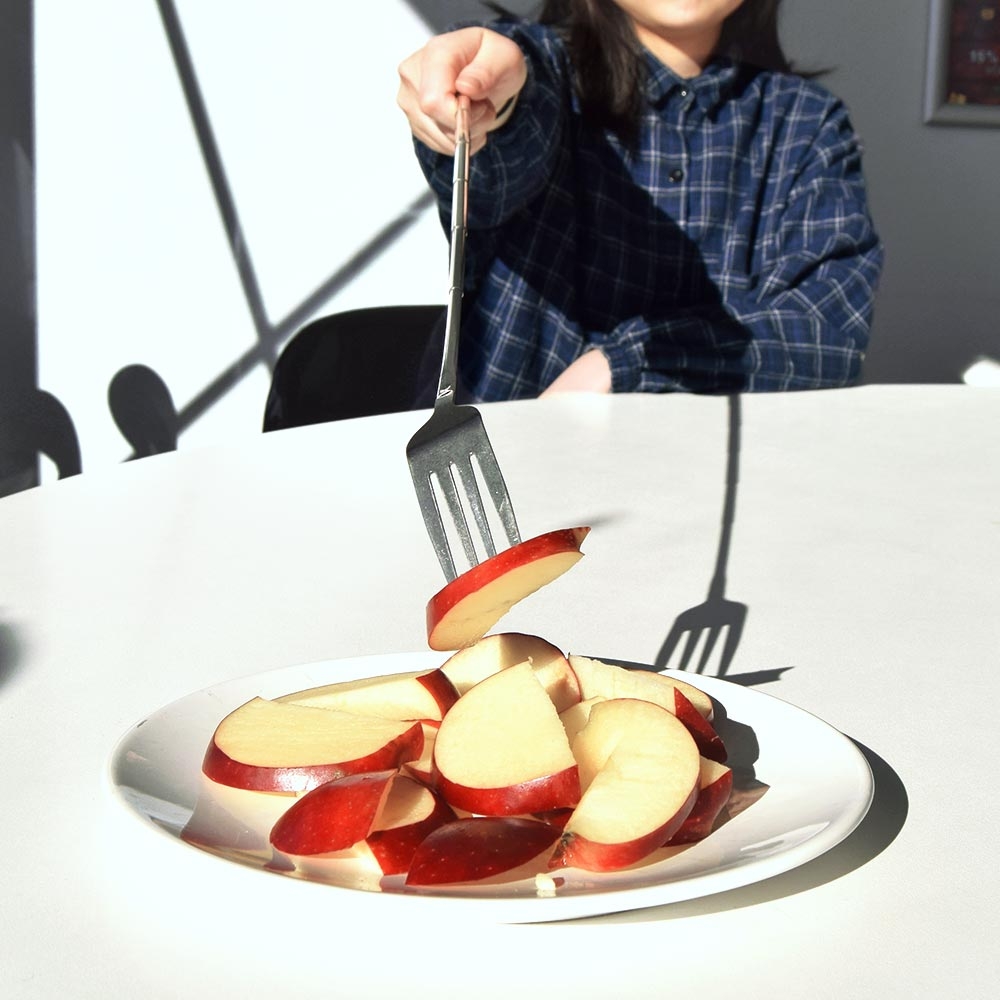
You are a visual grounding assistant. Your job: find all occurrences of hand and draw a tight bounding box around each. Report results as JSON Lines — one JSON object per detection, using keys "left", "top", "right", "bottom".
{"left": 540, "top": 351, "right": 613, "bottom": 397}
{"left": 397, "top": 28, "right": 527, "bottom": 155}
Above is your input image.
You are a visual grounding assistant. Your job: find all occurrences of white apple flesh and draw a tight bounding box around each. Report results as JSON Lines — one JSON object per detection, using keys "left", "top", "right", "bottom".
{"left": 276, "top": 667, "right": 458, "bottom": 722}
{"left": 440, "top": 632, "right": 581, "bottom": 712}
{"left": 432, "top": 661, "right": 580, "bottom": 815}
{"left": 567, "top": 654, "right": 726, "bottom": 761}
{"left": 567, "top": 653, "right": 714, "bottom": 720}
{"left": 549, "top": 698, "right": 700, "bottom": 872}
{"left": 426, "top": 527, "right": 590, "bottom": 651}
{"left": 202, "top": 697, "right": 424, "bottom": 793}
{"left": 558, "top": 695, "right": 605, "bottom": 744}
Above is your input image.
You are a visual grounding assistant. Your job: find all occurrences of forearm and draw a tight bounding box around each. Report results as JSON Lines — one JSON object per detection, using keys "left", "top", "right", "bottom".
{"left": 599, "top": 261, "right": 880, "bottom": 394}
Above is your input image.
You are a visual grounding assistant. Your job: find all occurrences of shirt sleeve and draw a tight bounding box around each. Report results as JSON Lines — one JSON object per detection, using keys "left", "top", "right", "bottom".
{"left": 412, "top": 22, "right": 569, "bottom": 231}
{"left": 596, "top": 100, "right": 884, "bottom": 393}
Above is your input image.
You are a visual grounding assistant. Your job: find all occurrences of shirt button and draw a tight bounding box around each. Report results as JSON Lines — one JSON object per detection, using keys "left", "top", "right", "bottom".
{"left": 679, "top": 88, "right": 689, "bottom": 98}
{"left": 669, "top": 168, "right": 684, "bottom": 183}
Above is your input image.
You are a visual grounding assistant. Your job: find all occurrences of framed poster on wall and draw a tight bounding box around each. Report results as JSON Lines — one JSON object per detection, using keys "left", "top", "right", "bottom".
{"left": 925, "top": 0, "right": 1000, "bottom": 124}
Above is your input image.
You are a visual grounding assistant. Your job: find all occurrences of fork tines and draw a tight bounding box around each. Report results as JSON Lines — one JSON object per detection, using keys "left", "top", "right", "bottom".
{"left": 408, "top": 409, "right": 520, "bottom": 582}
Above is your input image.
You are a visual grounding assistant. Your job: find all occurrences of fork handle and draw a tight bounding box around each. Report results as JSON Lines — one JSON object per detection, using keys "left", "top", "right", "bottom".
{"left": 436, "top": 96, "right": 470, "bottom": 406}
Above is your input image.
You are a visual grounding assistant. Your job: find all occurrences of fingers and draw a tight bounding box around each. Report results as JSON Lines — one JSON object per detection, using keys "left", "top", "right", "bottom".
{"left": 397, "top": 27, "right": 527, "bottom": 155}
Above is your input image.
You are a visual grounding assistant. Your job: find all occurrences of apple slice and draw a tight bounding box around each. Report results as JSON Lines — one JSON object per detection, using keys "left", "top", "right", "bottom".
{"left": 202, "top": 697, "right": 424, "bottom": 792}
{"left": 532, "top": 808, "right": 573, "bottom": 830}
{"left": 426, "top": 527, "right": 590, "bottom": 651}
{"left": 558, "top": 695, "right": 605, "bottom": 744}
{"left": 666, "top": 758, "right": 734, "bottom": 845}
{"left": 567, "top": 654, "right": 715, "bottom": 720}
{"left": 269, "top": 770, "right": 397, "bottom": 856}
{"left": 669, "top": 689, "right": 727, "bottom": 763}
{"left": 401, "top": 722, "right": 439, "bottom": 785}
{"left": 440, "top": 632, "right": 581, "bottom": 712}
{"left": 548, "top": 698, "right": 700, "bottom": 872}
{"left": 567, "top": 655, "right": 725, "bottom": 761}
{"left": 276, "top": 668, "right": 458, "bottom": 722}
{"left": 405, "top": 817, "right": 561, "bottom": 886}
{"left": 432, "top": 661, "right": 580, "bottom": 815}
{"left": 366, "top": 775, "right": 458, "bottom": 875}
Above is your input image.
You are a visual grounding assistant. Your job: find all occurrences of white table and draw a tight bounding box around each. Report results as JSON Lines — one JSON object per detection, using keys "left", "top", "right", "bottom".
{"left": 2, "top": 386, "right": 997, "bottom": 999}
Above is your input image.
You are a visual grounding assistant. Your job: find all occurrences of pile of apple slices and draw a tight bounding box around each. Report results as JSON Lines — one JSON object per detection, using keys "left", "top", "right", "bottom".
{"left": 201, "top": 633, "right": 733, "bottom": 887}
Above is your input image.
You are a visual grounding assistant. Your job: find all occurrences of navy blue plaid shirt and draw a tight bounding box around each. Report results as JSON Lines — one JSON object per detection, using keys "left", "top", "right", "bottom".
{"left": 415, "top": 21, "right": 884, "bottom": 399}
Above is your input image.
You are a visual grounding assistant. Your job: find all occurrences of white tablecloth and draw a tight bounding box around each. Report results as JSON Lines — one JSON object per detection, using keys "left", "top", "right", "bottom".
{"left": 1, "top": 386, "right": 997, "bottom": 998}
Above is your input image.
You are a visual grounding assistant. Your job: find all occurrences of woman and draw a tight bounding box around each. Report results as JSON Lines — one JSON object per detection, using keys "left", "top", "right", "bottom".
{"left": 397, "top": 1, "right": 883, "bottom": 398}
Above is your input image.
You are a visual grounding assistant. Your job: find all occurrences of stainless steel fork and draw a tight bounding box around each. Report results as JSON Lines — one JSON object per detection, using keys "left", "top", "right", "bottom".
{"left": 406, "top": 96, "right": 520, "bottom": 581}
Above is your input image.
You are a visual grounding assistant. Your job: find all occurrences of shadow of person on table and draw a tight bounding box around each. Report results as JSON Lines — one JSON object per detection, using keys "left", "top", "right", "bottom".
{"left": 656, "top": 394, "right": 749, "bottom": 679}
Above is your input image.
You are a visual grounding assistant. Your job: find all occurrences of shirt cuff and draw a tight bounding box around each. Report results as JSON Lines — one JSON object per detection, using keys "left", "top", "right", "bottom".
{"left": 594, "top": 323, "right": 646, "bottom": 393}
{"left": 478, "top": 57, "right": 539, "bottom": 154}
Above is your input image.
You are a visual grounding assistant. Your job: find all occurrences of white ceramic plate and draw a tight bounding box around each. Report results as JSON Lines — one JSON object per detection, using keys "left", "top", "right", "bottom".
{"left": 109, "top": 651, "right": 873, "bottom": 923}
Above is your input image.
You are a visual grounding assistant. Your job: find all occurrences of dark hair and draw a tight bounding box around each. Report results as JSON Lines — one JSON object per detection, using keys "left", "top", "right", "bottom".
{"left": 527, "top": 1, "right": 795, "bottom": 140}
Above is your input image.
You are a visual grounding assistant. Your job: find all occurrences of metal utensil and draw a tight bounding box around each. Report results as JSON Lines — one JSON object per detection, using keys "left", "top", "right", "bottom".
{"left": 406, "top": 96, "right": 521, "bottom": 581}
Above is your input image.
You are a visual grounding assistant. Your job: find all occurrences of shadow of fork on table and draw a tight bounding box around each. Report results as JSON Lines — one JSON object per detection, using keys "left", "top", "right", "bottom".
{"left": 656, "top": 394, "right": 747, "bottom": 678}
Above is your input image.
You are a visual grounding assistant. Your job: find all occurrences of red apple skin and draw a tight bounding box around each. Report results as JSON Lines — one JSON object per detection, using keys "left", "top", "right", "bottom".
{"left": 431, "top": 763, "right": 581, "bottom": 818}
{"left": 366, "top": 785, "right": 458, "bottom": 876}
{"left": 426, "top": 527, "right": 590, "bottom": 651}
{"left": 415, "top": 669, "right": 461, "bottom": 717}
{"left": 666, "top": 765, "right": 734, "bottom": 845}
{"left": 532, "top": 808, "right": 573, "bottom": 830}
{"left": 202, "top": 721, "right": 424, "bottom": 793}
{"left": 672, "top": 690, "right": 727, "bottom": 763}
{"left": 404, "top": 817, "right": 561, "bottom": 886}
{"left": 548, "top": 783, "right": 698, "bottom": 873}
{"left": 269, "top": 770, "right": 396, "bottom": 856}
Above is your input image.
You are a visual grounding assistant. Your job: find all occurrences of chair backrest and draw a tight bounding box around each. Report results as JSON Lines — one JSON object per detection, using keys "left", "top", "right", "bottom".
{"left": 262, "top": 305, "right": 445, "bottom": 432}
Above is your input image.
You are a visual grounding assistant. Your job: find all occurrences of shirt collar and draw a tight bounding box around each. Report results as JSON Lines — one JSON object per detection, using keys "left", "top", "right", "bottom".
{"left": 642, "top": 51, "right": 740, "bottom": 112}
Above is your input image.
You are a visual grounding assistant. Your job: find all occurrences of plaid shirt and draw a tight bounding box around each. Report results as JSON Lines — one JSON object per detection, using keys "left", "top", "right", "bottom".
{"left": 415, "top": 22, "right": 884, "bottom": 399}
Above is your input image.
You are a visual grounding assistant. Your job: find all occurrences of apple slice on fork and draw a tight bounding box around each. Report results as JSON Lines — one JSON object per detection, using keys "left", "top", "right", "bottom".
{"left": 426, "top": 527, "right": 590, "bottom": 651}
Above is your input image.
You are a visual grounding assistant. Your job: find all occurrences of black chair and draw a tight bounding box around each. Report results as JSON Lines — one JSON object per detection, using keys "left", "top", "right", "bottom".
{"left": 262, "top": 305, "right": 445, "bottom": 432}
